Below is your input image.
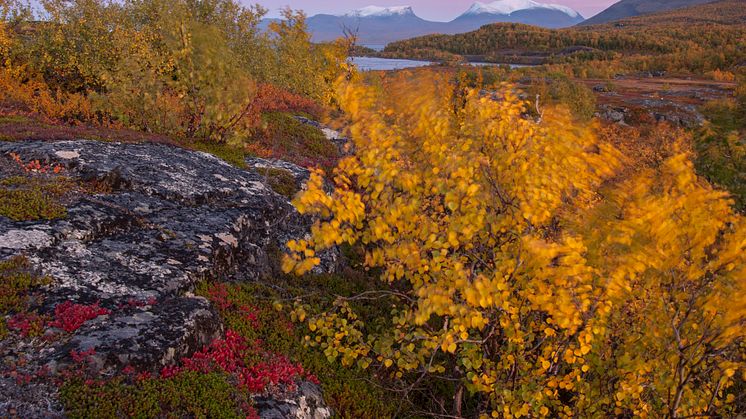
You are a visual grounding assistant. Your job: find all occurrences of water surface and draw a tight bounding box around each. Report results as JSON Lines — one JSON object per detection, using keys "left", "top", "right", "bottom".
{"left": 349, "top": 56, "right": 434, "bottom": 71}
{"left": 349, "top": 57, "right": 534, "bottom": 72}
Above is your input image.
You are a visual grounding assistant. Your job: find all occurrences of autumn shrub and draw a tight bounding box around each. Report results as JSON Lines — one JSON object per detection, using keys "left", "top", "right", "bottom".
{"left": 261, "top": 9, "right": 350, "bottom": 105}
{"left": 0, "top": 18, "right": 9, "bottom": 62}
{"left": 283, "top": 74, "right": 746, "bottom": 417}
{"left": 0, "top": 69, "right": 94, "bottom": 124}
{"left": 1, "top": 0, "right": 346, "bottom": 144}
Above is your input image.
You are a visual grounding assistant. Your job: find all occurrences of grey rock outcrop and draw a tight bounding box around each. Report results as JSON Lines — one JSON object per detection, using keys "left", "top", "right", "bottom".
{"left": 0, "top": 140, "right": 332, "bottom": 418}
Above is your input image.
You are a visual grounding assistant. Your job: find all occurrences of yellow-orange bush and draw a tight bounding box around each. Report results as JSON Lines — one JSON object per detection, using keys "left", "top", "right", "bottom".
{"left": 0, "top": 15, "right": 93, "bottom": 123}
{"left": 284, "top": 73, "right": 746, "bottom": 417}
{"left": 1, "top": 0, "right": 347, "bottom": 142}
{"left": 0, "top": 21, "right": 9, "bottom": 63}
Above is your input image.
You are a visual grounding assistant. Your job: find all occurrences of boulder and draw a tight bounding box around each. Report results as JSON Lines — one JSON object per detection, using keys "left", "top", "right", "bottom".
{"left": 0, "top": 140, "right": 333, "bottom": 418}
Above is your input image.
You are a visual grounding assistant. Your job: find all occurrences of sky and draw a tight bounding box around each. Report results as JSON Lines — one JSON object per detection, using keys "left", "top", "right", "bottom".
{"left": 256, "top": 0, "right": 618, "bottom": 21}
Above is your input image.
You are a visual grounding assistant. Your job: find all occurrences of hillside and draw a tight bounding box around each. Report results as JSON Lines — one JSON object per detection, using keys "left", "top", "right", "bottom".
{"left": 380, "top": 0, "right": 746, "bottom": 73}
{"left": 581, "top": 0, "right": 719, "bottom": 25}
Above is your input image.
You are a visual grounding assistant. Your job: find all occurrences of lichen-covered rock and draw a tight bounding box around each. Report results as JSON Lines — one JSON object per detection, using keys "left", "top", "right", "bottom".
{"left": 246, "top": 157, "right": 312, "bottom": 189}
{"left": 0, "top": 140, "right": 334, "bottom": 418}
{"left": 255, "top": 382, "right": 331, "bottom": 419}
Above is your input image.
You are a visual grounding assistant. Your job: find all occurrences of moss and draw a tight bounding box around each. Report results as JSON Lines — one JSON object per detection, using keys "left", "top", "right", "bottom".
{"left": 0, "top": 318, "right": 7, "bottom": 340}
{"left": 190, "top": 141, "right": 248, "bottom": 169}
{"left": 0, "top": 256, "right": 51, "bottom": 314}
{"left": 259, "top": 168, "right": 298, "bottom": 198}
{"left": 0, "top": 115, "right": 33, "bottom": 125}
{"left": 0, "top": 176, "right": 73, "bottom": 221}
{"left": 60, "top": 371, "right": 252, "bottom": 418}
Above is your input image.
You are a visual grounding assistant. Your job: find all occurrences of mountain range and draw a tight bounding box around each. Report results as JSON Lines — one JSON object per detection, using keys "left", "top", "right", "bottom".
{"left": 294, "top": 1, "right": 585, "bottom": 45}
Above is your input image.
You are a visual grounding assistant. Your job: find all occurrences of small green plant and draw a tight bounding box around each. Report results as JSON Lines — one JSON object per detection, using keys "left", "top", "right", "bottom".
{"left": 0, "top": 174, "right": 73, "bottom": 221}
{"left": 0, "top": 256, "right": 51, "bottom": 313}
{"left": 60, "top": 371, "right": 253, "bottom": 418}
{"left": 260, "top": 168, "right": 298, "bottom": 198}
{"left": 190, "top": 141, "right": 249, "bottom": 169}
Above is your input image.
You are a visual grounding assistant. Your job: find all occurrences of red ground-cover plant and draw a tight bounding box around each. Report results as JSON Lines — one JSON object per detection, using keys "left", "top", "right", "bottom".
{"left": 70, "top": 348, "right": 96, "bottom": 363}
{"left": 7, "top": 312, "right": 47, "bottom": 337}
{"left": 48, "top": 301, "right": 111, "bottom": 332}
{"left": 206, "top": 282, "right": 233, "bottom": 311}
{"left": 161, "top": 329, "right": 308, "bottom": 394}
{"left": 117, "top": 297, "right": 158, "bottom": 310}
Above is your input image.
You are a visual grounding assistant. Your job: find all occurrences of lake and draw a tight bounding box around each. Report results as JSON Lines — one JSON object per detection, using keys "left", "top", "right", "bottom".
{"left": 349, "top": 57, "right": 533, "bottom": 72}
{"left": 349, "top": 57, "right": 434, "bottom": 71}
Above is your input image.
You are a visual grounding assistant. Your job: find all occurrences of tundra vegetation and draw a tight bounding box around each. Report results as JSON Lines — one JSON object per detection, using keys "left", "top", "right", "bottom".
{"left": 1, "top": 0, "right": 745, "bottom": 417}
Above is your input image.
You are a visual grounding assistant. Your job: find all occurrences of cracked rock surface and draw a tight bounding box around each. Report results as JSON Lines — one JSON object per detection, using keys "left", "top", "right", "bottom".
{"left": 0, "top": 140, "right": 333, "bottom": 418}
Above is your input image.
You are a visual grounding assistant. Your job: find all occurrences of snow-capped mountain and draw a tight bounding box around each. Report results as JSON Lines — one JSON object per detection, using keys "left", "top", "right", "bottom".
{"left": 453, "top": 0, "right": 584, "bottom": 29}
{"left": 461, "top": 0, "right": 580, "bottom": 19}
{"left": 343, "top": 6, "right": 415, "bottom": 18}
{"left": 288, "top": 3, "right": 585, "bottom": 45}
{"left": 307, "top": 5, "right": 439, "bottom": 45}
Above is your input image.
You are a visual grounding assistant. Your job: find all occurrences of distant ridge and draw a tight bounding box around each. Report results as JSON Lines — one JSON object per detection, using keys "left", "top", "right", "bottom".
{"left": 581, "top": 0, "right": 719, "bottom": 25}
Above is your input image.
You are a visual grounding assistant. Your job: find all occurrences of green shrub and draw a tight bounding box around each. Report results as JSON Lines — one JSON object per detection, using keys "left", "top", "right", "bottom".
{"left": 543, "top": 73, "right": 596, "bottom": 121}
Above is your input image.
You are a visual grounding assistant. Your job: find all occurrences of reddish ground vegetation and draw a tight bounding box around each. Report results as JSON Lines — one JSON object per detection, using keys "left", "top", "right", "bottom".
{"left": 162, "top": 329, "right": 309, "bottom": 394}
{"left": 7, "top": 312, "right": 47, "bottom": 337}
{"left": 48, "top": 301, "right": 111, "bottom": 333}
{"left": 251, "top": 84, "right": 323, "bottom": 121}
{"left": 0, "top": 108, "right": 177, "bottom": 145}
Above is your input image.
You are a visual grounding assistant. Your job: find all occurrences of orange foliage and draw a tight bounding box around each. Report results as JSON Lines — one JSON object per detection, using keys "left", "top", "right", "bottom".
{"left": 250, "top": 84, "right": 323, "bottom": 121}
{"left": 0, "top": 68, "right": 96, "bottom": 124}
